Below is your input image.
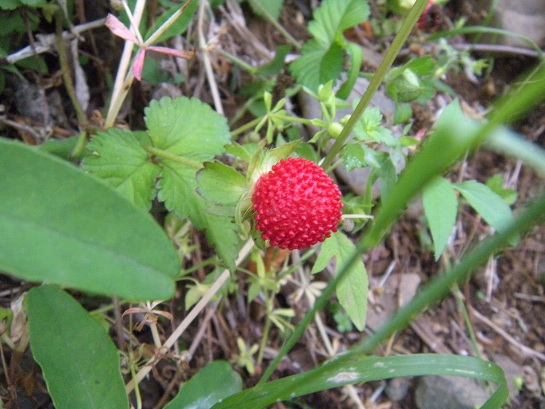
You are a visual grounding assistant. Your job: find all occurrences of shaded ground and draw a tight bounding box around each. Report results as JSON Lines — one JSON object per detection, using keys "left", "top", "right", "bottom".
{"left": 1, "top": 0, "right": 545, "bottom": 408}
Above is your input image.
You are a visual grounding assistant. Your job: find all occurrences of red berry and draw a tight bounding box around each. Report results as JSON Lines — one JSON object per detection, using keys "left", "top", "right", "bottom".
{"left": 251, "top": 158, "right": 343, "bottom": 250}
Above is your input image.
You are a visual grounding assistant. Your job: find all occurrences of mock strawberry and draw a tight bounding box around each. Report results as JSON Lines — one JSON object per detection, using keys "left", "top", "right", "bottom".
{"left": 251, "top": 157, "right": 343, "bottom": 250}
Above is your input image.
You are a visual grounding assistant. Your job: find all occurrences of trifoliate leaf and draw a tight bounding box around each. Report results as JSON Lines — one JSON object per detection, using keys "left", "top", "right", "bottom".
{"left": 145, "top": 97, "right": 230, "bottom": 162}
{"left": 422, "top": 176, "right": 457, "bottom": 261}
{"left": 308, "top": 0, "right": 370, "bottom": 45}
{"left": 290, "top": 0, "right": 369, "bottom": 91}
{"left": 312, "top": 231, "right": 368, "bottom": 331}
{"left": 83, "top": 129, "right": 160, "bottom": 210}
{"left": 144, "top": 97, "right": 238, "bottom": 269}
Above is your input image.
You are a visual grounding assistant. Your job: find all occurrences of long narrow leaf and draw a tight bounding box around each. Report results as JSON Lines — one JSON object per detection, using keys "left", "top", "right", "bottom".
{"left": 213, "top": 354, "right": 506, "bottom": 408}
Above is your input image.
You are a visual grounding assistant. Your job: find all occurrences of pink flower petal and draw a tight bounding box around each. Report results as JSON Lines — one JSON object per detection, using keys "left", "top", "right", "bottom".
{"left": 132, "top": 49, "right": 146, "bottom": 81}
{"left": 147, "top": 46, "right": 195, "bottom": 60}
{"left": 105, "top": 13, "right": 139, "bottom": 44}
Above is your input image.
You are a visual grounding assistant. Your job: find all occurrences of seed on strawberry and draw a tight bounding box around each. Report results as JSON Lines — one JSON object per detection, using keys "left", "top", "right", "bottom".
{"left": 251, "top": 157, "right": 343, "bottom": 250}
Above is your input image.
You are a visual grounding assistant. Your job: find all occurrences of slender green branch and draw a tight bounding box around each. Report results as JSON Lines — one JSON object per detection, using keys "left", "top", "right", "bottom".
{"left": 143, "top": 145, "right": 203, "bottom": 169}
{"left": 231, "top": 117, "right": 263, "bottom": 137}
{"left": 321, "top": 0, "right": 430, "bottom": 170}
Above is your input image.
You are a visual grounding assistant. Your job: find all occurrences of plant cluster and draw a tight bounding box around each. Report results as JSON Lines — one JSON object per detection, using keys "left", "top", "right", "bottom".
{"left": 1, "top": 0, "right": 545, "bottom": 408}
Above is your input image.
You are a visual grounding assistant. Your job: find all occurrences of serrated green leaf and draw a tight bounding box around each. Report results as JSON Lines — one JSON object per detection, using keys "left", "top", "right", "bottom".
{"left": 454, "top": 180, "right": 517, "bottom": 244}
{"left": 197, "top": 162, "right": 249, "bottom": 205}
{"left": 145, "top": 96, "right": 231, "bottom": 162}
{"left": 159, "top": 161, "right": 239, "bottom": 271}
{"left": 165, "top": 361, "right": 242, "bottom": 409}
{"left": 27, "top": 285, "right": 128, "bottom": 409}
{"left": 312, "top": 231, "right": 368, "bottom": 331}
{"left": 144, "top": 97, "right": 238, "bottom": 268}
{"left": 290, "top": 41, "right": 345, "bottom": 92}
{"left": 308, "top": 0, "right": 370, "bottom": 45}
{"left": 0, "top": 138, "right": 178, "bottom": 300}
{"left": 422, "top": 177, "right": 458, "bottom": 261}
{"left": 354, "top": 107, "right": 395, "bottom": 145}
{"left": 290, "top": 0, "right": 369, "bottom": 92}
{"left": 83, "top": 129, "right": 160, "bottom": 210}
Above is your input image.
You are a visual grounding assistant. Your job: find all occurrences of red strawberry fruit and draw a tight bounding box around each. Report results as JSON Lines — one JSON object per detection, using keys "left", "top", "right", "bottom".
{"left": 251, "top": 157, "right": 343, "bottom": 250}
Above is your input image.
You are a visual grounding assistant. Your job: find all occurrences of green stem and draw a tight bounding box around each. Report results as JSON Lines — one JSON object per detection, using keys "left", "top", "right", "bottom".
{"left": 321, "top": 0, "right": 429, "bottom": 170}
{"left": 453, "top": 283, "right": 484, "bottom": 360}
{"left": 144, "top": 145, "right": 202, "bottom": 169}
{"left": 273, "top": 114, "right": 315, "bottom": 125}
{"left": 257, "top": 295, "right": 273, "bottom": 365}
{"left": 231, "top": 116, "right": 263, "bottom": 137}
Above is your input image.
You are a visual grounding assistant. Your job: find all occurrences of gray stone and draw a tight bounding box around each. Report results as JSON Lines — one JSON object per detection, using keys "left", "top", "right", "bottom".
{"left": 415, "top": 375, "right": 490, "bottom": 409}
{"left": 467, "top": 0, "right": 545, "bottom": 48}
{"left": 386, "top": 377, "right": 411, "bottom": 402}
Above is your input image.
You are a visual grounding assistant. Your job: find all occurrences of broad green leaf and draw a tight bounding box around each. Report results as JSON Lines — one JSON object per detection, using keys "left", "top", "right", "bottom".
{"left": 312, "top": 231, "right": 368, "bottom": 331}
{"left": 454, "top": 180, "right": 515, "bottom": 239}
{"left": 0, "top": 138, "right": 178, "bottom": 300}
{"left": 145, "top": 96, "right": 230, "bottom": 162}
{"left": 212, "top": 354, "right": 507, "bottom": 409}
{"left": 164, "top": 361, "right": 242, "bottom": 409}
{"left": 196, "top": 162, "right": 249, "bottom": 205}
{"left": 422, "top": 176, "right": 458, "bottom": 261}
{"left": 27, "top": 285, "right": 128, "bottom": 409}
{"left": 83, "top": 129, "right": 160, "bottom": 210}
